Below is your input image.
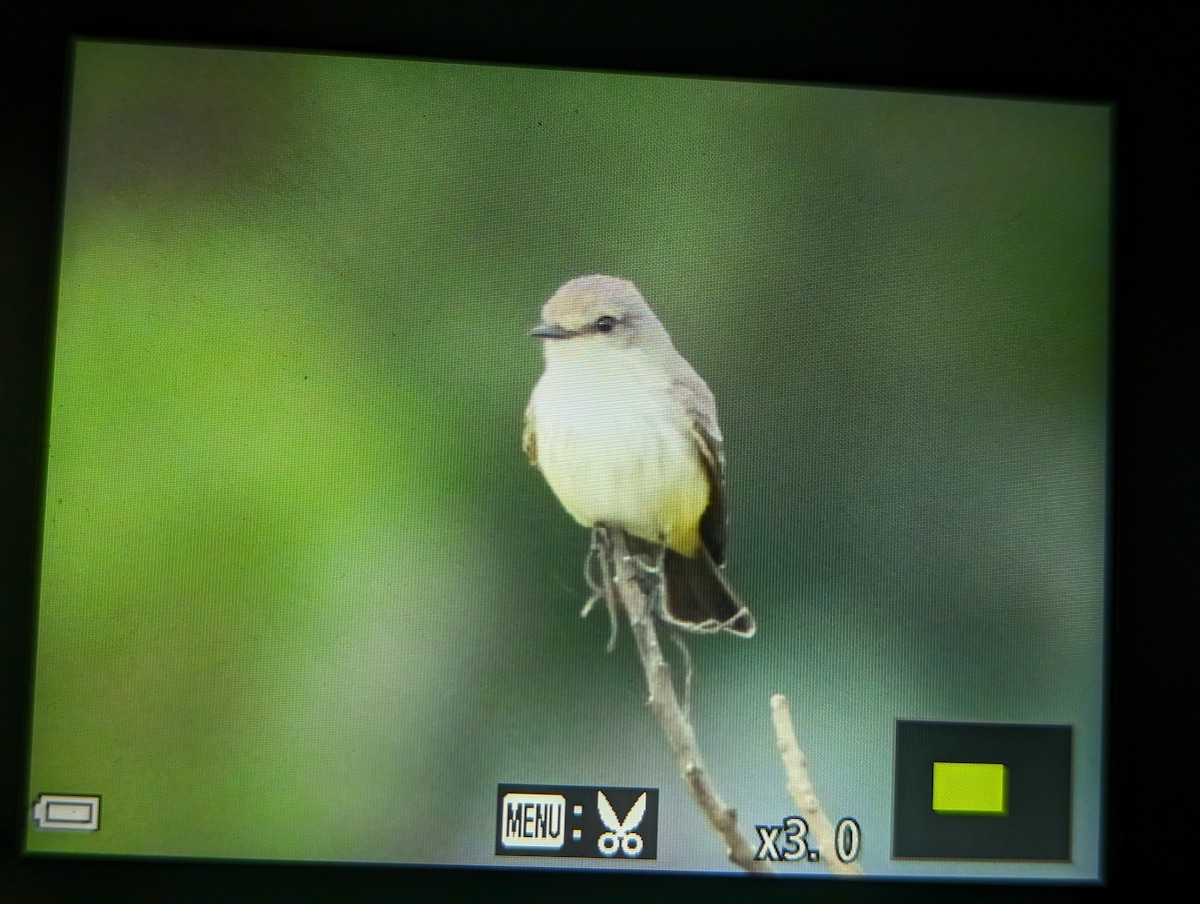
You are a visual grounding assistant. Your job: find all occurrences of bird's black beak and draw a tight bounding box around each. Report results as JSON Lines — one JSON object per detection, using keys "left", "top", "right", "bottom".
{"left": 529, "top": 322, "right": 574, "bottom": 340}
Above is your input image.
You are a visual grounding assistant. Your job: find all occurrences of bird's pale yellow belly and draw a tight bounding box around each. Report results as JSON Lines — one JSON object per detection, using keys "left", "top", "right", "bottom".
{"left": 531, "top": 364, "right": 708, "bottom": 556}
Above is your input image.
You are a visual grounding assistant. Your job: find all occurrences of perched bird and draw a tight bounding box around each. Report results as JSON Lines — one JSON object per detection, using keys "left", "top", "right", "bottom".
{"left": 523, "top": 274, "right": 754, "bottom": 637}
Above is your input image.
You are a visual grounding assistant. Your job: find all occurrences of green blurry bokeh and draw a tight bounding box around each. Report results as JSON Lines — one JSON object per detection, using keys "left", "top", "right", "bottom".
{"left": 28, "top": 41, "right": 1108, "bottom": 878}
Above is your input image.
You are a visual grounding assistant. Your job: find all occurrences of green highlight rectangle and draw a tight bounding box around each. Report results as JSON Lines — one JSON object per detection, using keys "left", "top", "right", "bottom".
{"left": 932, "top": 762, "right": 1008, "bottom": 815}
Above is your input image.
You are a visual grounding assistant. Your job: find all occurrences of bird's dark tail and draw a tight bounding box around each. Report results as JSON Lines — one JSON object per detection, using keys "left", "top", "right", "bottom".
{"left": 639, "top": 541, "right": 755, "bottom": 637}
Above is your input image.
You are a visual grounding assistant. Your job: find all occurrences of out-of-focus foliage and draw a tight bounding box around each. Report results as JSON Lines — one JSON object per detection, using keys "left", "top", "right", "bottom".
{"left": 28, "top": 41, "right": 1108, "bottom": 877}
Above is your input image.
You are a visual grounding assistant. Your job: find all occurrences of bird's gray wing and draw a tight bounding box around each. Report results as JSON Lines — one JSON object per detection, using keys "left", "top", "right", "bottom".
{"left": 521, "top": 402, "right": 538, "bottom": 466}
{"left": 673, "top": 372, "right": 728, "bottom": 565}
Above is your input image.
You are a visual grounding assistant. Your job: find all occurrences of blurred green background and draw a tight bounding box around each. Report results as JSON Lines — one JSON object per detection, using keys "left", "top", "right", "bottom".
{"left": 28, "top": 41, "right": 1108, "bottom": 879}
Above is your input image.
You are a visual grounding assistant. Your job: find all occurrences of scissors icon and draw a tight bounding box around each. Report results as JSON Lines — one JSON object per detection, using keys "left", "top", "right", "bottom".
{"left": 596, "top": 791, "right": 647, "bottom": 857}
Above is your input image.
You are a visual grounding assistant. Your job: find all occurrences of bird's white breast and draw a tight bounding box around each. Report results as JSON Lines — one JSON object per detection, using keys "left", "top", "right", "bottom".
{"left": 529, "top": 345, "right": 709, "bottom": 549}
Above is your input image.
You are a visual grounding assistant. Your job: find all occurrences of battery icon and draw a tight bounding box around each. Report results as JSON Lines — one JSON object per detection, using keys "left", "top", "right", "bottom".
{"left": 32, "top": 794, "right": 101, "bottom": 831}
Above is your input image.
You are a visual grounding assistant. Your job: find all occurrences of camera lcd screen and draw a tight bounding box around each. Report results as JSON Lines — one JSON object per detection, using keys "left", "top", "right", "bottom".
{"left": 26, "top": 39, "right": 1109, "bottom": 883}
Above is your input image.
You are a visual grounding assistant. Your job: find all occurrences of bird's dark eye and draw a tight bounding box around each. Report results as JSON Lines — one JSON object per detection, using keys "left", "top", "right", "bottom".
{"left": 595, "top": 315, "right": 617, "bottom": 333}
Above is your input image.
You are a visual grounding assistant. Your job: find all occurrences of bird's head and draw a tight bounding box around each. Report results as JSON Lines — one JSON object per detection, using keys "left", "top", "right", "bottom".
{"left": 530, "top": 275, "right": 671, "bottom": 359}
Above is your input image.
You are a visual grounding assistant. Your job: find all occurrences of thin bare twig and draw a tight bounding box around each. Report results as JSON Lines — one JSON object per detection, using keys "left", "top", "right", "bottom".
{"left": 770, "top": 694, "right": 864, "bottom": 876}
{"left": 597, "top": 526, "right": 770, "bottom": 874}
{"left": 666, "top": 631, "right": 694, "bottom": 720}
{"left": 582, "top": 528, "right": 620, "bottom": 652}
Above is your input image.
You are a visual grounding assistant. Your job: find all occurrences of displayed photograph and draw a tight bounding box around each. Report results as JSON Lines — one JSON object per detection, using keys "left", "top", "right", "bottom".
{"left": 27, "top": 39, "right": 1109, "bottom": 881}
